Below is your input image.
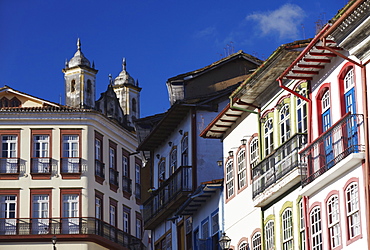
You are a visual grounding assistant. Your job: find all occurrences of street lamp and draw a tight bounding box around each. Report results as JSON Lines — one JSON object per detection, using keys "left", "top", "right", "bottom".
{"left": 51, "top": 235, "right": 57, "bottom": 250}
{"left": 219, "top": 232, "right": 231, "bottom": 250}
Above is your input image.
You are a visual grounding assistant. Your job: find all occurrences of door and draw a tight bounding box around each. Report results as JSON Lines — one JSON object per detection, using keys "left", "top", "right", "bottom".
{"left": 322, "top": 109, "right": 333, "bottom": 167}
{"left": 62, "top": 194, "right": 79, "bottom": 234}
{"left": 32, "top": 195, "right": 49, "bottom": 234}
{"left": 345, "top": 88, "right": 358, "bottom": 151}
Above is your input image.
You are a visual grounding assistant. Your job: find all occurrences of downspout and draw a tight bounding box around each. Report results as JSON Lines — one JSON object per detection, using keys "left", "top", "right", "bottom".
{"left": 191, "top": 107, "right": 197, "bottom": 190}
{"left": 303, "top": 196, "right": 310, "bottom": 250}
{"left": 321, "top": 37, "right": 370, "bottom": 245}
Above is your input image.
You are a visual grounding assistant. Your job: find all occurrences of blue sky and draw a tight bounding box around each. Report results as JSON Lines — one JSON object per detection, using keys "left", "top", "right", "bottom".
{"left": 0, "top": 0, "right": 347, "bottom": 117}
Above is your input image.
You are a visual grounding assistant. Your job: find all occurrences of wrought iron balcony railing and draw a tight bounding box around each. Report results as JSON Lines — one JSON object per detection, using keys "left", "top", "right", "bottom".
{"left": 109, "top": 168, "right": 119, "bottom": 186}
{"left": 300, "top": 114, "right": 364, "bottom": 187}
{"left": 252, "top": 133, "right": 307, "bottom": 199}
{"left": 122, "top": 176, "right": 132, "bottom": 194}
{"left": 142, "top": 165, "right": 192, "bottom": 229}
{"left": 60, "top": 158, "right": 81, "bottom": 174}
{"left": 135, "top": 183, "right": 141, "bottom": 200}
{"left": 95, "top": 159, "right": 105, "bottom": 178}
{"left": 0, "top": 158, "right": 20, "bottom": 174}
{"left": 0, "top": 217, "right": 145, "bottom": 249}
{"left": 31, "top": 158, "right": 52, "bottom": 174}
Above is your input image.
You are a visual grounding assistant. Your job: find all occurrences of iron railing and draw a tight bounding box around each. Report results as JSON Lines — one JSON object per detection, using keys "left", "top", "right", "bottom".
{"left": 31, "top": 158, "right": 52, "bottom": 173}
{"left": 252, "top": 133, "right": 307, "bottom": 198}
{"left": 0, "top": 158, "right": 20, "bottom": 174}
{"left": 122, "top": 176, "right": 132, "bottom": 194}
{"left": 135, "top": 183, "right": 141, "bottom": 200}
{"left": 143, "top": 165, "right": 192, "bottom": 224}
{"left": 95, "top": 159, "right": 105, "bottom": 178}
{"left": 60, "top": 158, "right": 81, "bottom": 174}
{"left": 0, "top": 217, "right": 145, "bottom": 249}
{"left": 109, "top": 168, "right": 119, "bottom": 186}
{"left": 300, "top": 114, "right": 364, "bottom": 187}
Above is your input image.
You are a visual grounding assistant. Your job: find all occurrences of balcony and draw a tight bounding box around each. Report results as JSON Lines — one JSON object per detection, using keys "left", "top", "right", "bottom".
{"left": 142, "top": 165, "right": 192, "bottom": 230}
{"left": 252, "top": 133, "right": 307, "bottom": 206}
{"left": 0, "top": 158, "right": 20, "bottom": 180}
{"left": 300, "top": 114, "right": 364, "bottom": 193}
{"left": 31, "top": 158, "right": 52, "bottom": 179}
{"left": 109, "top": 168, "right": 119, "bottom": 192}
{"left": 122, "top": 176, "right": 132, "bottom": 194}
{"left": 95, "top": 159, "right": 105, "bottom": 184}
{"left": 60, "top": 158, "right": 81, "bottom": 179}
{"left": 0, "top": 217, "right": 145, "bottom": 250}
{"left": 135, "top": 183, "right": 141, "bottom": 200}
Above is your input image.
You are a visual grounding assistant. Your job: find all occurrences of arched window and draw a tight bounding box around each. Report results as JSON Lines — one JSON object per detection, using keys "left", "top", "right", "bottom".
{"left": 327, "top": 195, "right": 341, "bottom": 248}
{"left": 181, "top": 135, "right": 188, "bottom": 166}
{"left": 252, "top": 232, "right": 261, "bottom": 250}
{"left": 86, "top": 79, "right": 92, "bottom": 93}
{"left": 237, "top": 148, "right": 246, "bottom": 190}
{"left": 170, "top": 147, "right": 177, "bottom": 174}
{"left": 158, "top": 159, "right": 165, "bottom": 184}
{"left": 225, "top": 159, "right": 234, "bottom": 199}
{"left": 310, "top": 206, "right": 322, "bottom": 250}
{"left": 321, "top": 90, "right": 331, "bottom": 132}
{"left": 265, "top": 220, "right": 275, "bottom": 250}
{"left": 341, "top": 67, "right": 356, "bottom": 115}
{"left": 264, "top": 118, "right": 274, "bottom": 156}
{"left": 282, "top": 208, "right": 293, "bottom": 250}
{"left": 239, "top": 242, "right": 248, "bottom": 250}
{"left": 0, "top": 97, "right": 9, "bottom": 108}
{"left": 250, "top": 137, "right": 259, "bottom": 169}
{"left": 279, "top": 104, "right": 290, "bottom": 144}
{"left": 71, "top": 80, "right": 76, "bottom": 92}
{"left": 345, "top": 182, "right": 360, "bottom": 239}
{"left": 297, "top": 88, "right": 308, "bottom": 134}
{"left": 132, "top": 98, "right": 137, "bottom": 112}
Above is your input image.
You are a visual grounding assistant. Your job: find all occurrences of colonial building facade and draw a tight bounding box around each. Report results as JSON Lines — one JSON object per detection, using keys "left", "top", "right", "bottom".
{"left": 0, "top": 40, "right": 148, "bottom": 249}
{"left": 201, "top": 0, "right": 370, "bottom": 250}
{"left": 136, "top": 51, "right": 262, "bottom": 250}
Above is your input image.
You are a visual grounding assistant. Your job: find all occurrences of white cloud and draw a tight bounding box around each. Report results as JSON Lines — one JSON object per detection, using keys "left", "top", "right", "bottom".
{"left": 246, "top": 4, "right": 305, "bottom": 39}
{"left": 194, "top": 26, "right": 217, "bottom": 39}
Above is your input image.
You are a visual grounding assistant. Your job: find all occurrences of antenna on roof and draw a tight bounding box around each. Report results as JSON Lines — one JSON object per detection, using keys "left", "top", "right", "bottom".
{"left": 301, "top": 24, "right": 306, "bottom": 40}
{"left": 315, "top": 12, "right": 326, "bottom": 34}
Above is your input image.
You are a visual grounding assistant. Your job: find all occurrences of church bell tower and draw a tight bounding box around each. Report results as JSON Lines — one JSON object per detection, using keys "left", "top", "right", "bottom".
{"left": 62, "top": 39, "right": 98, "bottom": 108}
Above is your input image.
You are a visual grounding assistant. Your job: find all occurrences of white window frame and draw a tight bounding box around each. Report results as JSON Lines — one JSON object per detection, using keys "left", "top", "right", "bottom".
{"left": 346, "top": 182, "right": 360, "bottom": 239}
{"left": 33, "top": 135, "right": 49, "bottom": 158}
{"left": 110, "top": 204, "right": 116, "bottom": 227}
{"left": 299, "top": 200, "right": 306, "bottom": 250}
{"left": 344, "top": 68, "right": 354, "bottom": 92}
{"left": 279, "top": 104, "right": 290, "bottom": 144}
{"left": 239, "top": 242, "right": 248, "bottom": 250}
{"left": 265, "top": 220, "right": 275, "bottom": 250}
{"left": 297, "top": 88, "right": 308, "bottom": 134}
{"left": 225, "top": 159, "right": 234, "bottom": 198}
{"left": 237, "top": 148, "right": 246, "bottom": 190}
{"left": 282, "top": 208, "right": 293, "bottom": 250}
{"left": 170, "top": 148, "right": 177, "bottom": 174}
{"left": 252, "top": 232, "right": 262, "bottom": 250}
{"left": 250, "top": 137, "right": 259, "bottom": 169}
{"left": 310, "top": 206, "right": 322, "bottom": 250}
{"left": 327, "top": 195, "right": 341, "bottom": 248}
{"left": 123, "top": 211, "right": 129, "bottom": 233}
{"left": 264, "top": 118, "right": 274, "bottom": 156}
{"left": 181, "top": 135, "right": 188, "bottom": 166}
{"left": 2, "top": 135, "right": 17, "bottom": 158}
{"left": 322, "top": 90, "right": 330, "bottom": 112}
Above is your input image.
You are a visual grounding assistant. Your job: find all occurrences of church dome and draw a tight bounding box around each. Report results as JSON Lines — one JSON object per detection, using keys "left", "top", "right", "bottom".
{"left": 114, "top": 58, "right": 135, "bottom": 85}
{"left": 67, "top": 38, "right": 91, "bottom": 68}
